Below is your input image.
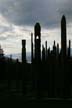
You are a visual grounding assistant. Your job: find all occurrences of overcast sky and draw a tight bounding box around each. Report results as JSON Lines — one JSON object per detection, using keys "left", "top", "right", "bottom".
{"left": 0, "top": 0, "right": 72, "bottom": 55}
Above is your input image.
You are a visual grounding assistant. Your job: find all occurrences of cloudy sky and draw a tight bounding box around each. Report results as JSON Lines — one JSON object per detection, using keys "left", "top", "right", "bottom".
{"left": 0, "top": 0, "right": 72, "bottom": 56}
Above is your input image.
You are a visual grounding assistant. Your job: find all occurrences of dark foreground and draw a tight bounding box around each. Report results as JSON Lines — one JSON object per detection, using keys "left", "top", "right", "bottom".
{"left": 1, "top": 96, "right": 72, "bottom": 107}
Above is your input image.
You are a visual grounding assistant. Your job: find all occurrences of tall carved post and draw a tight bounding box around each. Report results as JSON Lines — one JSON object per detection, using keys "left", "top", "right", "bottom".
{"left": 61, "top": 15, "right": 67, "bottom": 98}
{"left": 68, "top": 40, "right": 71, "bottom": 57}
{"left": 22, "top": 40, "right": 26, "bottom": 63}
{"left": 34, "top": 22, "right": 41, "bottom": 63}
{"left": 61, "top": 15, "right": 67, "bottom": 59}
{"left": 45, "top": 41, "right": 47, "bottom": 61}
{"left": 31, "top": 33, "right": 33, "bottom": 63}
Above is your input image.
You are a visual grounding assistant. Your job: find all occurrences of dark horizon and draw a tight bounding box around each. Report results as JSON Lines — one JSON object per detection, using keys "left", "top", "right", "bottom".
{"left": 4, "top": 47, "right": 72, "bottom": 63}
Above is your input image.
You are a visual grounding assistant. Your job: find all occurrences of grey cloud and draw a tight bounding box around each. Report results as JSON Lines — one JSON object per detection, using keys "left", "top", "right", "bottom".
{"left": 0, "top": 26, "right": 12, "bottom": 33}
{"left": 0, "top": 0, "right": 71, "bottom": 28}
{"left": 0, "top": 36, "right": 8, "bottom": 40}
{"left": 57, "top": 0, "right": 72, "bottom": 22}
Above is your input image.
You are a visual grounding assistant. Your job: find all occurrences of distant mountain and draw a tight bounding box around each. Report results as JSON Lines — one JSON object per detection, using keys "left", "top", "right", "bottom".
{"left": 5, "top": 52, "right": 31, "bottom": 63}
